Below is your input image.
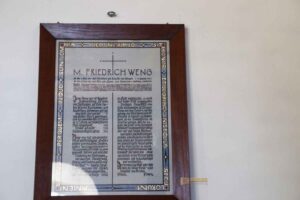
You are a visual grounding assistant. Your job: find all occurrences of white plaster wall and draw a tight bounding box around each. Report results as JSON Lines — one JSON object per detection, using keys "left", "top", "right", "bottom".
{"left": 0, "top": 0, "right": 300, "bottom": 199}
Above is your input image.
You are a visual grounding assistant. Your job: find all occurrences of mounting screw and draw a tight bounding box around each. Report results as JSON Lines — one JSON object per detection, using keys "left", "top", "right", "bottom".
{"left": 107, "top": 11, "right": 117, "bottom": 17}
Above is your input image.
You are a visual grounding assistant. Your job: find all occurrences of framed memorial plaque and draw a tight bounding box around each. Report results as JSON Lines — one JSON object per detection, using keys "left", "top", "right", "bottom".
{"left": 34, "top": 24, "right": 190, "bottom": 200}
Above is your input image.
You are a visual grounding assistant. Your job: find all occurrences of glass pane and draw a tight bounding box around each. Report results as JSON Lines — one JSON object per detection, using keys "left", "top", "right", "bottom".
{"left": 51, "top": 40, "right": 172, "bottom": 196}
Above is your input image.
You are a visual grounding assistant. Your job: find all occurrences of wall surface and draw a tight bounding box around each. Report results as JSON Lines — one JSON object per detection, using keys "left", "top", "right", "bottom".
{"left": 0, "top": 0, "right": 300, "bottom": 200}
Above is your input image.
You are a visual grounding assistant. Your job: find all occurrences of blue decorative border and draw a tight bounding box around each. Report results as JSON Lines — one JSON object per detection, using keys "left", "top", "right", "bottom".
{"left": 53, "top": 41, "right": 170, "bottom": 193}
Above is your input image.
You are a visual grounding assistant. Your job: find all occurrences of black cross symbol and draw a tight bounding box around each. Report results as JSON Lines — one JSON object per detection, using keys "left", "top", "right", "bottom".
{"left": 100, "top": 52, "right": 126, "bottom": 70}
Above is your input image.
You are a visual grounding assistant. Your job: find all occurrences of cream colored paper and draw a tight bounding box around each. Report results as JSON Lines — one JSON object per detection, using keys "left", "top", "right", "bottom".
{"left": 51, "top": 40, "right": 172, "bottom": 196}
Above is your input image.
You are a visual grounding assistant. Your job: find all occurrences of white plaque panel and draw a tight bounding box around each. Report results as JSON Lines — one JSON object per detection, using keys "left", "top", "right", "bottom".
{"left": 51, "top": 41, "right": 172, "bottom": 196}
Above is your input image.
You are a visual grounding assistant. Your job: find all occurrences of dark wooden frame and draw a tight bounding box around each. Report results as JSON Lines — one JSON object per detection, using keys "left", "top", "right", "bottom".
{"left": 34, "top": 23, "right": 190, "bottom": 200}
